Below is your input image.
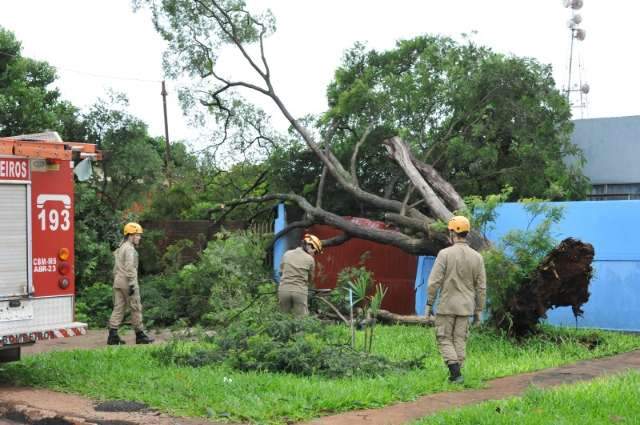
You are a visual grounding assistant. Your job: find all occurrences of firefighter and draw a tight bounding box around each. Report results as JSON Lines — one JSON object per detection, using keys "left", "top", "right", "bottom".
{"left": 277, "top": 234, "right": 322, "bottom": 317}
{"left": 426, "top": 215, "right": 486, "bottom": 384}
{"left": 107, "top": 222, "right": 154, "bottom": 345}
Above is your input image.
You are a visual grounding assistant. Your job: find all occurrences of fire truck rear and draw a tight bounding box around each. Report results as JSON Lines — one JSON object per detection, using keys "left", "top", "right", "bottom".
{"left": 0, "top": 132, "right": 100, "bottom": 363}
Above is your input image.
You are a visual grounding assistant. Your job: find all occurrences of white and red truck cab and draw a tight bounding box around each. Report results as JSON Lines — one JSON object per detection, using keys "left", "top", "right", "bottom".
{"left": 0, "top": 132, "right": 100, "bottom": 363}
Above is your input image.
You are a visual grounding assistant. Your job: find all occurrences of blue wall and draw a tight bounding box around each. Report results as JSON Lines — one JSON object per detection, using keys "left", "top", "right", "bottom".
{"left": 416, "top": 200, "right": 640, "bottom": 331}
{"left": 273, "top": 204, "right": 287, "bottom": 283}
{"left": 414, "top": 256, "right": 435, "bottom": 316}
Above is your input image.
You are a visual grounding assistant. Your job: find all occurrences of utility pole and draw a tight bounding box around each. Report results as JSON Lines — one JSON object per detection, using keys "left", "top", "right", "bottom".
{"left": 161, "top": 80, "right": 171, "bottom": 170}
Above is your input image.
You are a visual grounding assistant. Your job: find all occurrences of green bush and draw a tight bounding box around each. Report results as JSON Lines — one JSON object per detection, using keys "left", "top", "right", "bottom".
{"left": 143, "top": 184, "right": 196, "bottom": 220}
{"left": 75, "top": 282, "right": 113, "bottom": 328}
{"left": 153, "top": 313, "right": 424, "bottom": 378}
{"left": 73, "top": 182, "right": 119, "bottom": 292}
{"left": 170, "top": 230, "right": 273, "bottom": 326}
{"left": 482, "top": 200, "right": 564, "bottom": 332}
{"left": 139, "top": 273, "right": 180, "bottom": 328}
{"left": 463, "top": 191, "right": 566, "bottom": 334}
{"left": 161, "top": 238, "right": 196, "bottom": 274}
{"left": 137, "top": 229, "right": 164, "bottom": 275}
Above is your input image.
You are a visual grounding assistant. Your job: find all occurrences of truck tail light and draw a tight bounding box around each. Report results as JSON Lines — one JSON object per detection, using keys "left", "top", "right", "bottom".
{"left": 58, "top": 262, "right": 71, "bottom": 275}
{"left": 58, "top": 277, "right": 70, "bottom": 289}
{"left": 58, "top": 248, "right": 70, "bottom": 261}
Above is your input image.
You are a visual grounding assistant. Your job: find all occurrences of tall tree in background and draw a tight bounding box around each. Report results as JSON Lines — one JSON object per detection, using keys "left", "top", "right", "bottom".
{"left": 136, "top": 0, "right": 587, "bottom": 255}
{"left": 271, "top": 37, "right": 590, "bottom": 218}
{"left": 0, "top": 26, "right": 84, "bottom": 139}
{"left": 325, "top": 37, "right": 589, "bottom": 202}
{"left": 83, "top": 92, "right": 164, "bottom": 212}
{"left": 75, "top": 93, "right": 165, "bottom": 289}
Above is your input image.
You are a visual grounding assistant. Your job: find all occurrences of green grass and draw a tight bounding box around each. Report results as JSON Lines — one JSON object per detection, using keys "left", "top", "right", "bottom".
{"left": 414, "top": 370, "right": 640, "bottom": 424}
{"left": 1, "top": 326, "right": 639, "bottom": 424}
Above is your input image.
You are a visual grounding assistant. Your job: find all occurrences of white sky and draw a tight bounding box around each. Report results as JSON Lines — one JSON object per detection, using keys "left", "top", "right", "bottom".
{"left": 1, "top": 1, "right": 638, "bottom": 149}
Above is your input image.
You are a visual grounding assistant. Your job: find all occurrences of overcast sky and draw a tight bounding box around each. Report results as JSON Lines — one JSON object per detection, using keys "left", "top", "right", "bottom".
{"left": 1, "top": 1, "right": 637, "bottom": 148}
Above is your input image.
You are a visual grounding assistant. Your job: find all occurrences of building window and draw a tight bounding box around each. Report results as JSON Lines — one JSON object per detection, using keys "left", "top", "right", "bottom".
{"left": 589, "top": 183, "right": 640, "bottom": 200}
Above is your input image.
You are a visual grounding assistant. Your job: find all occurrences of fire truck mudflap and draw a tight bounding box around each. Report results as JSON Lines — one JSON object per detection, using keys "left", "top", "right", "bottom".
{"left": 0, "top": 133, "right": 100, "bottom": 363}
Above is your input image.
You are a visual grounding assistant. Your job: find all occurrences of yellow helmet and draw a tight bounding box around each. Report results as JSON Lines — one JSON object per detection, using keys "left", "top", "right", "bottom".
{"left": 447, "top": 216, "right": 470, "bottom": 234}
{"left": 303, "top": 233, "right": 323, "bottom": 253}
{"left": 123, "top": 222, "right": 143, "bottom": 236}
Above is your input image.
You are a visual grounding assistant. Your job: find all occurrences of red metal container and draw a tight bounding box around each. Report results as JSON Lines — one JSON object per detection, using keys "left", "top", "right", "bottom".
{"left": 309, "top": 218, "right": 417, "bottom": 315}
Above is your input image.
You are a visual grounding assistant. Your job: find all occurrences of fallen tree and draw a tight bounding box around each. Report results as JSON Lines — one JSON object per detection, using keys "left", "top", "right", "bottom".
{"left": 493, "top": 238, "right": 595, "bottom": 336}
{"left": 371, "top": 238, "right": 595, "bottom": 337}
{"left": 140, "top": 0, "right": 595, "bottom": 335}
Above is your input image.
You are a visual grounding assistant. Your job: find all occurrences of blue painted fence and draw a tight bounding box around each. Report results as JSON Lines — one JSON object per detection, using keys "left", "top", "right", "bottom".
{"left": 415, "top": 200, "right": 640, "bottom": 331}
{"left": 273, "top": 204, "right": 287, "bottom": 283}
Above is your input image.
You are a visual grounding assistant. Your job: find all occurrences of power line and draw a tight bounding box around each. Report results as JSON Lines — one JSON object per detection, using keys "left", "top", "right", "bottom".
{"left": 58, "top": 67, "right": 161, "bottom": 84}
{"left": 0, "top": 50, "right": 161, "bottom": 84}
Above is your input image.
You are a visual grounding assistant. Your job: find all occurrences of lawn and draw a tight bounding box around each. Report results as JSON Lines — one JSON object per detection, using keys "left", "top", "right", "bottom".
{"left": 2, "top": 325, "right": 639, "bottom": 424}
{"left": 414, "top": 370, "right": 640, "bottom": 424}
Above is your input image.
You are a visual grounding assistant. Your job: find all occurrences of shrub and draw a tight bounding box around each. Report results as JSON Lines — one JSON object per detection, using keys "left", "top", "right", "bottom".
{"left": 161, "top": 238, "right": 196, "bottom": 274}
{"left": 482, "top": 200, "right": 564, "bottom": 331}
{"left": 153, "top": 313, "right": 425, "bottom": 378}
{"left": 75, "top": 282, "right": 113, "bottom": 328}
{"left": 170, "top": 230, "right": 273, "bottom": 326}
{"left": 139, "top": 273, "right": 180, "bottom": 328}
{"left": 137, "top": 229, "right": 164, "bottom": 275}
{"left": 333, "top": 265, "right": 387, "bottom": 352}
{"left": 462, "top": 191, "right": 566, "bottom": 334}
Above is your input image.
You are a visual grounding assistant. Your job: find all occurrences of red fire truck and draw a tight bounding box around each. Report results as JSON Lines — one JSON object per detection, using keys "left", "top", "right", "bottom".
{"left": 0, "top": 132, "right": 101, "bottom": 363}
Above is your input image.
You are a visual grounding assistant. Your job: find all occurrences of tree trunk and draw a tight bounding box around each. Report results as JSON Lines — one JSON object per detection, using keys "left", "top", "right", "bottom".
{"left": 375, "top": 309, "right": 433, "bottom": 326}
{"left": 383, "top": 136, "right": 452, "bottom": 221}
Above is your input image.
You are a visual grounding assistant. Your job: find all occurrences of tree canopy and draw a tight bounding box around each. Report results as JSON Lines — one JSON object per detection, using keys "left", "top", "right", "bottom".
{"left": 134, "top": 0, "right": 590, "bottom": 255}
{"left": 0, "top": 26, "right": 84, "bottom": 139}
{"left": 318, "top": 36, "right": 588, "bottom": 205}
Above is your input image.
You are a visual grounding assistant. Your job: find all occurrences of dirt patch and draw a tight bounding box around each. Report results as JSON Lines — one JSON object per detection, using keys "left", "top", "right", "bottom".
{"left": 94, "top": 401, "right": 148, "bottom": 413}
{"left": 0, "top": 330, "right": 233, "bottom": 425}
{"left": 0, "top": 392, "right": 225, "bottom": 425}
{"left": 21, "top": 329, "right": 172, "bottom": 357}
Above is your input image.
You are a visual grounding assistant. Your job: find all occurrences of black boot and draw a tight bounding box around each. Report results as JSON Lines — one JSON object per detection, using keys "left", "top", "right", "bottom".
{"left": 107, "top": 328, "right": 126, "bottom": 345}
{"left": 135, "top": 330, "right": 154, "bottom": 344}
{"left": 447, "top": 362, "right": 464, "bottom": 384}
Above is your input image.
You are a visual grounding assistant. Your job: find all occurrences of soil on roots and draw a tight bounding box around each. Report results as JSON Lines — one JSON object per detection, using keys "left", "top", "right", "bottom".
{"left": 504, "top": 238, "right": 595, "bottom": 336}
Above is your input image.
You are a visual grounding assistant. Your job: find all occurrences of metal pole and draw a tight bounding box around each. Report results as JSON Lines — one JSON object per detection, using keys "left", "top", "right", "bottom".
{"left": 566, "top": 29, "right": 575, "bottom": 99}
{"left": 161, "top": 80, "right": 171, "bottom": 169}
{"left": 349, "top": 288, "right": 355, "bottom": 348}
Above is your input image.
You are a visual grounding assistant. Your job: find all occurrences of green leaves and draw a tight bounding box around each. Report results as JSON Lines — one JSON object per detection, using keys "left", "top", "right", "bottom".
{"left": 335, "top": 266, "right": 388, "bottom": 352}
{"left": 483, "top": 200, "right": 565, "bottom": 332}
{"left": 325, "top": 35, "right": 590, "bottom": 203}
{"left": 154, "top": 313, "right": 422, "bottom": 378}
{"left": 0, "top": 26, "right": 83, "bottom": 138}
{"left": 170, "top": 231, "right": 272, "bottom": 326}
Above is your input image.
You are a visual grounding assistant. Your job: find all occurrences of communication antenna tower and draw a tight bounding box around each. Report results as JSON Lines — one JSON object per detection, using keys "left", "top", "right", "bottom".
{"left": 563, "top": 0, "right": 589, "bottom": 116}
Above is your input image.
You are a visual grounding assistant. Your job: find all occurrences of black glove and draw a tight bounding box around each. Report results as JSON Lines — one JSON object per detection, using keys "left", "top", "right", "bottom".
{"left": 128, "top": 285, "right": 135, "bottom": 296}
{"left": 425, "top": 304, "right": 435, "bottom": 324}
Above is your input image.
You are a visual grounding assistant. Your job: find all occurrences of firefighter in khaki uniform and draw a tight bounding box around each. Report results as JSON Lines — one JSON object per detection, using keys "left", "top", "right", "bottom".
{"left": 107, "top": 222, "right": 154, "bottom": 345}
{"left": 278, "top": 234, "right": 322, "bottom": 317}
{"left": 426, "top": 216, "right": 486, "bottom": 383}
